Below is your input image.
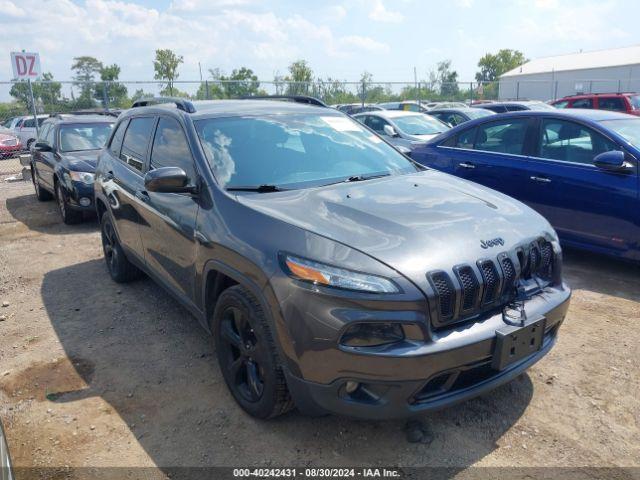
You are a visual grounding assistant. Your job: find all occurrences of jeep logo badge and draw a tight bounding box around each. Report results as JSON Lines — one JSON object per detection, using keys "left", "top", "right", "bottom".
{"left": 480, "top": 237, "right": 505, "bottom": 249}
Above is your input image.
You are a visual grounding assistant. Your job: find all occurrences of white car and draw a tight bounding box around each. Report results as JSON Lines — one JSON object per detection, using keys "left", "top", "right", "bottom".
{"left": 12, "top": 115, "right": 48, "bottom": 150}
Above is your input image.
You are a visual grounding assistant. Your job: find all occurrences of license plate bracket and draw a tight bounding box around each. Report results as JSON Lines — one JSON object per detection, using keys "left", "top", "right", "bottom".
{"left": 492, "top": 316, "right": 546, "bottom": 371}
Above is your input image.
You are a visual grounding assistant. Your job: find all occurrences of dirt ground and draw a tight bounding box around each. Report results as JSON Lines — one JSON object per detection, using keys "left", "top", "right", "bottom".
{"left": 0, "top": 174, "right": 639, "bottom": 478}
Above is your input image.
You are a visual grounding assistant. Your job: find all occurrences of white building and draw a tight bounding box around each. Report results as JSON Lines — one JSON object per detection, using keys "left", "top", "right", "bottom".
{"left": 498, "top": 45, "right": 640, "bottom": 101}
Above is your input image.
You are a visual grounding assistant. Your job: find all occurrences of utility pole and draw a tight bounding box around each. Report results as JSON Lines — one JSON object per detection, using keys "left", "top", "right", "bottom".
{"left": 22, "top": 50, "right": 39, "bottom": 136}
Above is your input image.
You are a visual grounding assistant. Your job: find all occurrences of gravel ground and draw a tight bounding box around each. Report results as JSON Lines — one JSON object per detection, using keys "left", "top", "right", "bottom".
{"left": 0, "top": 177, "right": 639, "bottom": 479}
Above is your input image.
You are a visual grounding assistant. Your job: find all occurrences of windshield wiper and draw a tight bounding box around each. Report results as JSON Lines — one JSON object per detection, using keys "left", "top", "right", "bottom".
{"left": 226, "top": 184, "right": 286, "bottom": 193}
{"left": 344, "top": 172, "right": 392, "bottom": 183}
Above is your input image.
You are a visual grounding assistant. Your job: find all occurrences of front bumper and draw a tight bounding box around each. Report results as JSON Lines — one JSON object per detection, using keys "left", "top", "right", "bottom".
{"left": 63, "top": 180, "right": 95, "bottom": 211}
{"left": 283, "top": 284, "right": 570, "bottom": 419}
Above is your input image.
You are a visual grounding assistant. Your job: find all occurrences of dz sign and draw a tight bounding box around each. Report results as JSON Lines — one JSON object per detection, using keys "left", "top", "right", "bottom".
{"left": 10, "top": 52, "right": 41, "bottom": 80}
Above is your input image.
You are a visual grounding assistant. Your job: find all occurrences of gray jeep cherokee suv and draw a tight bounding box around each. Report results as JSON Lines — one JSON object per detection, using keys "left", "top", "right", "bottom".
{"left": 94, "top": 96, "right": 571, "bottom": 419}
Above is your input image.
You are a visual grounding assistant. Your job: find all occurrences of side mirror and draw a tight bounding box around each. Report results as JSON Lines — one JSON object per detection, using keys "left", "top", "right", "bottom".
{"left": 593, "top": 150, "right": 631, "bottom": 172}
{"left": 383, "top": 124, "right": 398, "bottom": 137}
{"left": 34, "top": 142, "right": 51, "bottom": 152}
{"left": 144, "top": 166, "right": 197, "bottom": 194}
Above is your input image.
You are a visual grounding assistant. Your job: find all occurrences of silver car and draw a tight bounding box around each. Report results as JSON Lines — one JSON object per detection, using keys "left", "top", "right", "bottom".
{"left": 12, "top": 115, "right": 48, "bottom": 150}
{"left": 353, "top": 110, "right": 450, "bottom": 152}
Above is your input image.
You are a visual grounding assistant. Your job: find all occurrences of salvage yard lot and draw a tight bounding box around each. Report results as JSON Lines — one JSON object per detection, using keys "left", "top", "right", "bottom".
{"left": 0, "top": 178, "right": 639, "bottom": 475}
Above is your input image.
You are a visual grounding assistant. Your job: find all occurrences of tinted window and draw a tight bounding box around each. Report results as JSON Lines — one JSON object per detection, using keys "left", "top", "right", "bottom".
{"left": 475, "top": 119, "right": 529, "bottom": 155}
{"left": 120, "top": 117, "right": 155, "bottom": 171}
{"left": 194, "top": 114, "right": 419, "bottom": 189}
{"left": 539, "top": 119, "right": 618, "bottom": 164}
{"left": 571, "top": 98, "right": 593, "bottom": 109}
{"left": 150, "top": 117, "right": 195, "bottom": 180}
{"left": 598, "top": 97, "right": 626, "bottom": 112}
{"left": 486, "top": 105, "right": 507, "bottom": 113}
{"left": 366, "top": 116, "right": 391, "bottom": 134}
{"left": 506, "top": 105, "right": 526, "bottom": 111}
{"left": 109, "top": 120, "right": 128, "bottom": 157}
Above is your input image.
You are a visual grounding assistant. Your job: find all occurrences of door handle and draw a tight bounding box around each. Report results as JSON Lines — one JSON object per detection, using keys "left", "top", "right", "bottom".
{"left": 135, "top": 190, "right": 150, "bottom": 202}
{"left": 530, "top": 176, "right": 551, "bottom": 183}
{"left": 194, "top": 231, "right": 212, "bottom": 246}
{"left": 459, "top": 162, "right": 475, "bottom": 169}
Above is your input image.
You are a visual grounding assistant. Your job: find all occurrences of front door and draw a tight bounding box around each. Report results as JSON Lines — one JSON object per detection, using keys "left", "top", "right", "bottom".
{"left": 529, "top": 117, "right": 639, "bottom": 254}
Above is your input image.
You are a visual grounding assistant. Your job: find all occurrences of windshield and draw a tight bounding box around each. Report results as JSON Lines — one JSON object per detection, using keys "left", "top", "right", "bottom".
{"left": 194, "top": 114, "right": 420, "bottom": 190}
{"left": 599, "top": 118, "right": 640, "bottom": 149}
{"left": 466, "top": 108, "right": 495, "bottom": 119}
{"left": 59, "top": 123, "right": 114, "bottom": 152}
{"left": 392, "top": 114, "right": 447, "bottom": 135}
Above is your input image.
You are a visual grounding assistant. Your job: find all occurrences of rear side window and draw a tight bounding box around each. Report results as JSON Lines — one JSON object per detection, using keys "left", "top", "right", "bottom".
{"left": 571, "top": 98, "right": 593, "bottom": 109}
{"left": 598, "top": 97, "right": 625, "bottom": 112}
{"left": 150, "top": 117, "right": 195, "bottom": 180}
{"left": 539, "top": 119, "right": 618, "bottom": 165}
{"left": 23, "top": 118, "right": 35, "bottom": 128}
{"left": 475, "top": 119, "right": 529, "bottom": 155}
{"left": 109, "top": 120, "right": 128, "bottom": 157}
{"left": 120, "top": 117, "right": 155, "bottom": 171}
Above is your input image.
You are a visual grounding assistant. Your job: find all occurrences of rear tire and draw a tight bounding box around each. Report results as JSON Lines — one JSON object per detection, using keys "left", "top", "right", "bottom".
{"left": 213, "top": 285, "right": 293, "bottom": 419}
{"left": 56, "top": 182, "right": 83, "bottom": 225}
{"left": 100, "top": 213, "right": 142, "bottom": 283}
{"left": 32, "top": 168, "right": 53, "bottom": 201}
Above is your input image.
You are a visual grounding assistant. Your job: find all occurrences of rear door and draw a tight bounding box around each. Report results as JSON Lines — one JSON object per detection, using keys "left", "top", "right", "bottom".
{"left": 107, "top": 116, "right": 156, "bottom": 262}
{"left": 137, "top": 116, "right": 200, "bottom": 305}
{"left": 33, "top": 123, "right": 56, "bottom": 189}
{"left": 527, "top": 117, "right": 638, "bottom": 253}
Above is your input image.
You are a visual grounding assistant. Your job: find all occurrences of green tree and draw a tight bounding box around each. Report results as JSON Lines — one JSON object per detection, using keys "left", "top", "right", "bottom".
{"left": 71, "top": 56, "right": 103, "bottom": 108}
{"left": 196, "top": 68, "right": 225, "bottom": 99}
{"left": 10, "top": 72, "right": 63, "bottom": 112}
{"left": 429, "top": 60, "right": 459, "bottom": 98}
{"left": 223, "top": 67, "right": 260, "bottom": 97}
{"left": 475, "top": 49, "right": 527, "bottom": 83}
{"left": 153, "top": 49, "right": 184, "bottom": 96}
{"left": 285, "top": 60, "right": 313, "bottom": 95}
{"left": 94, "top": 63, "right": 128, "bottom": 108}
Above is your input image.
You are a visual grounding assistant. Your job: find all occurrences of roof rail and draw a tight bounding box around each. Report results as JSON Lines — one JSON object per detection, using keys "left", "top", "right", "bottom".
{"left": 48, "top": 109, "right": 120, "bottom": 119}
{"left": 131, "top": 97, "right": 196, "bottom": 113}
{"left": 238, "top": 95, "right": 328, "bottom": 108}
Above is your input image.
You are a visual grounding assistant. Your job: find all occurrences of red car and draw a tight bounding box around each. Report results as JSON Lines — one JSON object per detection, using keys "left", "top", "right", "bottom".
{"left": 551, "top": 92, "right": 640, "bottom": 116}
{"left": 0, "top": 131, "right": 21, "bottom": 158}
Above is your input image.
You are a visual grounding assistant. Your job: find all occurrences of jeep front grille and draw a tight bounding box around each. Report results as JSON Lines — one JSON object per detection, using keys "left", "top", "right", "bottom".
{"left": 426, "top": 239, "right": 555, "bottom": 329}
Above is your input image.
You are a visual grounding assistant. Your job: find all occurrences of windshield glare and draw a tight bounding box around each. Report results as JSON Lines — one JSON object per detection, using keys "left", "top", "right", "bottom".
{"left": 392, "top": 114, "right": 447, "bottom": 135}
{"left": 195, "top": 114, "right": 420, "bottom": 190}
{"left": 599, "top": 118, "right": 640, "bottom": 149}
{"left": 59, "top": 123, "right": 113, "bottom": 152}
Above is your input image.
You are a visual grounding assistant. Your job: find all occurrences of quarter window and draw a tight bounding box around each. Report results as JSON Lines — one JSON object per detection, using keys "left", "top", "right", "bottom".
{"left": 109, "top": 120, "right": 128, "bottom": 157}
{"left": 475, "top": 119, "right": 529, "bottom": 155}
{"left": 539, "top": 119, "right": 618, "bottom": 165}
{"left": 120, "top": 117, "right": 156, "bottom": 171}
{"left": 150, "top": 117, "right": 195, "bottom": 180}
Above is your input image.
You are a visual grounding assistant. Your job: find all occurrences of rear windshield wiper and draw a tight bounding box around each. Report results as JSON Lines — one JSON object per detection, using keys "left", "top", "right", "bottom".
{"left": 226, "top": 184, "right": 286, "bottom": 193}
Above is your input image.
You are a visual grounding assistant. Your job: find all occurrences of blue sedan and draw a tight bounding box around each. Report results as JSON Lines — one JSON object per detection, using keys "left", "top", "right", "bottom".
{"left": 412, "top": 109, "right": 640, "bottom": 262}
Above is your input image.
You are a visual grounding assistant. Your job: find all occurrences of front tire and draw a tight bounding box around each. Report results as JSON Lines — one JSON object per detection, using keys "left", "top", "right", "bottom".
{"left": 100, "top": 213, "right": 142, "bottom": 283}
{"left": 56, "top": 182, "right": 83, "bottom": 225}
{"left": 213, "top": 285, "right": 293, "bottom": 419}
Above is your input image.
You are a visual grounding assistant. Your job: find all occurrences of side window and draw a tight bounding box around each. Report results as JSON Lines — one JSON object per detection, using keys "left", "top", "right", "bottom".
{"left": 120, "top": 117, "right": 156, "bottom": 172}
{"left": 23, "top": 118, "right": 35, "bottom": 128}
{"left": 367, "top": 116, "right": 390, "bottom": 135}
{"left": 37, "top": 124, "right": 50, "bottom": 142}
{"left": 475, "top": 119, "right": 529, "bottom": 155}
{"left": 506, "top": 105, "right": 526, "bottom": 112}
{"left": 539, "top": 119, "right": 618, "bottom": 165}
{"left": 598, "top": 97, "right": 625, "bottom": 112}
{"left": 149, "top": 117, "right": 195, "bottom": 180}
{"left": 553, "top": 100, "right": 569, "bottom": 109}
{"left": 456, "top": 127, "right": 477, "bottom": 149}
{"left": 571, "top": 98, "right": 593, "bottom": 109}
{"left": 452, "top": 114, "right": 467, "bottom": 126}
{"left": 109, "top": 120, "right": 128, "bottom": 157}
{"left": 45, "top": 125, "right": 55, "bottom": 146}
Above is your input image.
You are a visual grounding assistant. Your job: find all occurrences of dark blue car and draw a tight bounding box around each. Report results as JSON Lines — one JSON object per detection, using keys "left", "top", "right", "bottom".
{"left": 413, "top": 109, "right": 640, "bottom": 262}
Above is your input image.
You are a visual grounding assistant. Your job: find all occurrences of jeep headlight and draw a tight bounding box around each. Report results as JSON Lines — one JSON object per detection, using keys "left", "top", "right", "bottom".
{"left": 68, "top": 171, "right": 95, "bottom": 184}
{"left": 283, "top": 254, "right": 399, "bottom": 293}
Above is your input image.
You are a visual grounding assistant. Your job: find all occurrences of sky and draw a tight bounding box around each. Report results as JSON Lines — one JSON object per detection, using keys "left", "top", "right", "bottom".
{"left": 0, "top": 0, "right": 638, "bottom": 87}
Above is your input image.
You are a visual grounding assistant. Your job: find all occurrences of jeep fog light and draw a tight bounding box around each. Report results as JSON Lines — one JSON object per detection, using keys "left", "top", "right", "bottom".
{"left": 341, "top": 322, "right": 404, "bottom": 347}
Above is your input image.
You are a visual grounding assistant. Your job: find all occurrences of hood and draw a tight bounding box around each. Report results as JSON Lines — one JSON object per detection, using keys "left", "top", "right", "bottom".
{"left": 62, "top": 150, "right": 100, "bottom": 172}
{"left": 237, "top": 170, "right": 554, "bottom": 284}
